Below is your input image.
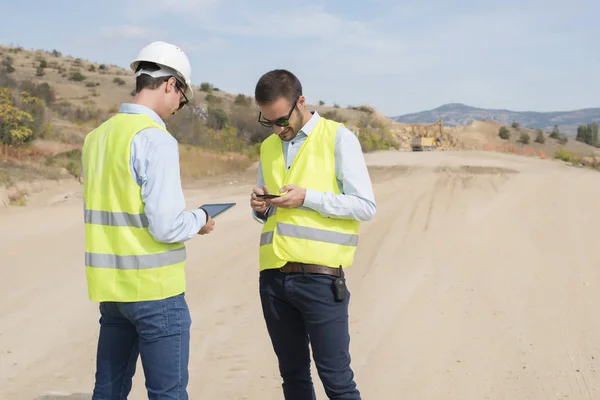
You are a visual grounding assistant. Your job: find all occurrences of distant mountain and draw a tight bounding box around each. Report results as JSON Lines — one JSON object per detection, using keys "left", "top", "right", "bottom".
{"left": 390, "top": 103, "right": 600, "bottom": 136}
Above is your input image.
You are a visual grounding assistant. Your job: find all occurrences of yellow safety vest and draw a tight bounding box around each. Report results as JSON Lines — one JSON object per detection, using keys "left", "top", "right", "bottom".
{"left": 259, "top": 116, "right": 361, "bottom": 271}
{"left": 82, "top": 113, "right": 186, "bottom": 302}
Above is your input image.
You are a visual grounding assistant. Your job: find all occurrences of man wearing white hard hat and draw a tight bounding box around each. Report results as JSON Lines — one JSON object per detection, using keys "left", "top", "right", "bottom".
{"left": 81, "top": 41, "right": 214, "bottom": 399}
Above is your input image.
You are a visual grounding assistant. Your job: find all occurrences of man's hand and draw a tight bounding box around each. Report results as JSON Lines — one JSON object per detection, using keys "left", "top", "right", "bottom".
{"left": 266, "top": 184, "right": 306, "bottom": 209}
{"left": 199, "top": 216, "right": 215, "bottom": 235}
{"left": 251, "top": 186, "right": 271, "bottom": 215}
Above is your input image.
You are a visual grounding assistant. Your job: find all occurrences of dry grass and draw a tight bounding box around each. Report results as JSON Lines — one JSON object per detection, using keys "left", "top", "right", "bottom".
{"left": 1, "top": 143, "right": 254, "bottom": 188}
{"left": 482, "top": 142, "right": 600, "bottom": 172}
{"left": 178, "top": 145, "right": 254, "bottom": 180}
{"left": 482, "top": 143, "right": 549, "bottom": 159}
{"left": 0, "top": 159, "right": 65, "bottom": 186}
{"left": 41, "top": 144, "right": 254, "bottom": 182}
{"left": 7, "top": 186, "right": 27, "bottom": 206}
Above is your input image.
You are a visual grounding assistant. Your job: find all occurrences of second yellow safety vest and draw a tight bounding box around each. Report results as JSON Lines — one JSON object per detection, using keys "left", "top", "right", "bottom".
{"left": 259, "top": 116, "right": 361, "bottom": 271}
{"left": 82, "top": 113, "right": 187, "bottom": 302}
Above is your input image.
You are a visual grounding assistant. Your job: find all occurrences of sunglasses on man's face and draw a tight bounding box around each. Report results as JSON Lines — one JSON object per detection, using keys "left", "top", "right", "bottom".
{"left": 174, "top": 80, "right": 189, "bottom": 110}
{"left": 257, "top": 97, "right": 298, "bottom": 128}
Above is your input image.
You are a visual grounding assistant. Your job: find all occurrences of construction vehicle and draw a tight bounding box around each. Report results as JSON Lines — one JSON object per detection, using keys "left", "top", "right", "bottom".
{"left": 410, "top": 136, "right": 437, "bottom": 151}
{"left": 410, "top": 118, "right": 445, "bottom": 151}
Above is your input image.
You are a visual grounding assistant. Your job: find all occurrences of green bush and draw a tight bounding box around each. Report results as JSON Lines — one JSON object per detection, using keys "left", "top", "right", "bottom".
{"left": 200, "top": 82, "right": 213, "bottom": 92}
{"left": 206, "top": 108, "right": 229, "bottom": 130}
{"left": 234, "top": 94, "right": 252, "bottom": 106}
{"left": 45, "top": 149, "right": 82, "bottom": 179}
{"left": 356, "top": 115, "right": 398, "bottom": 152}
{"left": 554, "top": 147, "right": 574, "bottom": 162}
{"left": 68, "top": 71, "right": 86, "bottom": 81}
{"left": 534, "top": 129, "right": 545, "bottom": 144}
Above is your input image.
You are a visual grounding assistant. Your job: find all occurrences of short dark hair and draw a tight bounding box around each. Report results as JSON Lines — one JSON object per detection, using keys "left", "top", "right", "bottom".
{"left": 254, "top": 69, "right": 302, "bottom": 105}
{"left": 134, "top": 61, "right": 174, "bottom": 94}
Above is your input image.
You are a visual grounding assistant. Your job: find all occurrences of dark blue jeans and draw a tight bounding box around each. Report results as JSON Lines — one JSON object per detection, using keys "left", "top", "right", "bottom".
{"left": 92, "top": 292, "right": 191, "bottom": 400}
{"left": 259, "top": 269, "right": 361, "bottom": 400}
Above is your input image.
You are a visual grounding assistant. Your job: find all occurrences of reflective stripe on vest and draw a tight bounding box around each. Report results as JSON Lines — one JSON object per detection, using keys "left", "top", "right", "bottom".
{"left": 258, "top": 116, "right": 361, "bottom": 271}
{"left": 260, "top": 222, "right": 359, "bottom": 247}
{"left": 84, "top": 209, "right": 148, "bottom": 228}
{"left": 85, "top": 247, "right": 186, "bottom": 270}
{"left": 82, "top": 113, "right": 187, "bottom": 302}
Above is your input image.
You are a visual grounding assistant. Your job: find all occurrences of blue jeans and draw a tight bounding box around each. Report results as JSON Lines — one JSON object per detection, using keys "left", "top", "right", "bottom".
{"left": 259, "top": 269, "right": 361, "bottom": 400}
{"left": 92, "top": 292, "right": 191, "bottom": 400}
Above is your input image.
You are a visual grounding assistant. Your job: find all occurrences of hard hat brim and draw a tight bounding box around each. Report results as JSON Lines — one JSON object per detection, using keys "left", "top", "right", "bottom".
{"left": 132, "top": 61, "right": 194, "bottom": 100}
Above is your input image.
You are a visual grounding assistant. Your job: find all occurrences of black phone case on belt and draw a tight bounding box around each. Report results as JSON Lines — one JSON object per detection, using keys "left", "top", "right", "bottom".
{"left": 333, "top": 277, "right": 347, "bottom": 301}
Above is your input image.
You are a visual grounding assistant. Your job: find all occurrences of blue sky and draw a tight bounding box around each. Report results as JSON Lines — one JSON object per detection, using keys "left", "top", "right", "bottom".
{"left": 1, "top": 0, "right": 598, "bottom": 116}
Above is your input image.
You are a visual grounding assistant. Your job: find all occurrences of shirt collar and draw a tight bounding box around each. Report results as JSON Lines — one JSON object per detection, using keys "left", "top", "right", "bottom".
{"left": 299, "top": 110, "right": 320, "bottom": 136}
{"left": 118, "top": 103, "right": 166, "bottom": 129}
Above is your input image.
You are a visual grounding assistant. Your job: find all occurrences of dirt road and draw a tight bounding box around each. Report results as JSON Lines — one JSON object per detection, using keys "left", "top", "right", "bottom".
{"left": 2, "top": 150, "right": 600, "bottom": 399}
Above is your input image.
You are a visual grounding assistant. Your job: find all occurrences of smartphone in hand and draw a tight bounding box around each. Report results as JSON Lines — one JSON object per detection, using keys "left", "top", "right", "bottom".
{"left": 256, "top": 194, "right": 280, "bottom": 199}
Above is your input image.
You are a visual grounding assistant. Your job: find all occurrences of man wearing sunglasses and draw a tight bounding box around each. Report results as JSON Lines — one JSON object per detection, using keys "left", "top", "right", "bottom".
{"left": 250, "top": 69, "right": 376, "bottom": 400}
{"left": 81, "top": 41, "right": 215, "bottom": 399}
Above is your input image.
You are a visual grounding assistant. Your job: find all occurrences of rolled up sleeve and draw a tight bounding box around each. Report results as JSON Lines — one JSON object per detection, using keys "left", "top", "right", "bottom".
{"left": 133, "top": 129, "right": 206, "bottom": 243}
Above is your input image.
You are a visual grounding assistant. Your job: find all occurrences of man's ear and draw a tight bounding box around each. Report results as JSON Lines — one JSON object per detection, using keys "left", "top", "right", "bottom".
{"left": 297, "top": 95, "right": 306, "bottom": 110}
{"left": 165, "top": 77, "right": 176, "bottom": 94}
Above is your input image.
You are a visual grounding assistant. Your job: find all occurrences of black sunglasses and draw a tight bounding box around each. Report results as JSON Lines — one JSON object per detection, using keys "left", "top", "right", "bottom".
{"left": 257, "top": 97, "right": 299, "bottom": 127}
{"left": 173, "top": 79, "right": 189, "bottom": 110}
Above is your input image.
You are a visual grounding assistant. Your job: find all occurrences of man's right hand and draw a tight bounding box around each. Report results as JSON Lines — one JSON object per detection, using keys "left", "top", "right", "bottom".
{"left": 251, "top": 186, "right": 270, "bottom": 215}
{"left": 199, "top": 216, "right": 215, "bottom": 235}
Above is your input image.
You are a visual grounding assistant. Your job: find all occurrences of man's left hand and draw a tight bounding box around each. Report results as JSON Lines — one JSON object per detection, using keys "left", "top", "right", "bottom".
{"left": 266, "top": 184, "right": 306, "bottom": 209}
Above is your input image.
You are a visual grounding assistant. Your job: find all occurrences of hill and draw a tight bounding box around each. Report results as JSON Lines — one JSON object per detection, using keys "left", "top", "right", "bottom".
{"left": 0, "top": 44, "right": 398, "bottom": 194}
{"left": 2, "top": 43, "right": 600, "bottom": 207}
{"left": 391, "top": 103, "right": 600, "bottom": 136}
{"left": 0, "top": 44, "right": 395, "bottom": 146}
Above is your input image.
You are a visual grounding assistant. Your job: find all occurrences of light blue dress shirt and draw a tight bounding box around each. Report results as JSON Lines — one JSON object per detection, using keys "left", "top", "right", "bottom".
{"left": 253, "top": 110, "right": 377, "bottom": 223}
{"left": 82, "top": 103, "right": 206, "bottom": 243}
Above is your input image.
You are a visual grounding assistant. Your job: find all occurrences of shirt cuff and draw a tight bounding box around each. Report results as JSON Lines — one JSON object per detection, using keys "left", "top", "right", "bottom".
{"left": 192, "top": 208, "right": 208, "bottom": 229}
{"left": 303, "top": 189, "right": 323, "bottom": 212}
{"left": 252, "top": 205, "right": 270, "bottom": 224}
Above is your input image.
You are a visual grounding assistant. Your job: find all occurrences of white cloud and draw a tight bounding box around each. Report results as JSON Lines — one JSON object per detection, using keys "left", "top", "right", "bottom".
{"left": 60, "top": 0, "right": 600, "bottom": 115}
{"left": 98, "top": 25, "right": 166, "bottom": 42}
{"left": 207, "top": 4, "right": 399, "bottom": 52}
{"left": 64, "top": 25, "right": 168, "bottom": 47}
{"left": 122, "top": 0, "right": 219, "bottom": 20}
{"left": 176, "top": 37, "right": 225, "bottom": 54}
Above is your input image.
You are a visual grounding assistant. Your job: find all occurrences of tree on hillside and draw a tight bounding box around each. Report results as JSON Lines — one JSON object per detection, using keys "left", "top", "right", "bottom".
{"left": 511, "top": 121, "right": 520, "bottom": 130}
{"left": 234, "top": 94, "right": 251, "bottom": 106}
{"left": 206, "top": 108, "right": 229, "bottom": 130}
{"left": 0, "top": 87, "right": 49, "bottom": 145}
{"left": 534, "top": 129, "right": 545, "bottom": 144}
{"left": 549, "top": 124, "right": 561, "bottom": 139}
{"left": 499, "top": 126, "right": 510, "bottom": 140}
{"left": 519, "top": 132, "right": 530, "bottom": 144}
{"left": 575, "top": 122, "right": 599, "bottom": 147}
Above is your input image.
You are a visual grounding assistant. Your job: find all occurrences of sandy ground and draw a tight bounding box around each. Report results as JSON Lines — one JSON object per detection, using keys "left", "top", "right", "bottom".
{"left": 2, "top": 150, "right": 600, "bottom": 399}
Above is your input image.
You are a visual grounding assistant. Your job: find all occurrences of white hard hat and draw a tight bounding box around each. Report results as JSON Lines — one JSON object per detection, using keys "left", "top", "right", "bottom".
{"left": 130, "top": 41, "right": 194, "bottom": 100}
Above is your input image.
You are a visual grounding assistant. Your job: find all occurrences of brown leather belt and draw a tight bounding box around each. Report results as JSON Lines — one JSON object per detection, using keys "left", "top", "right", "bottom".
{"left": 279, "top": 262, "right": 343, "bottom": 277}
